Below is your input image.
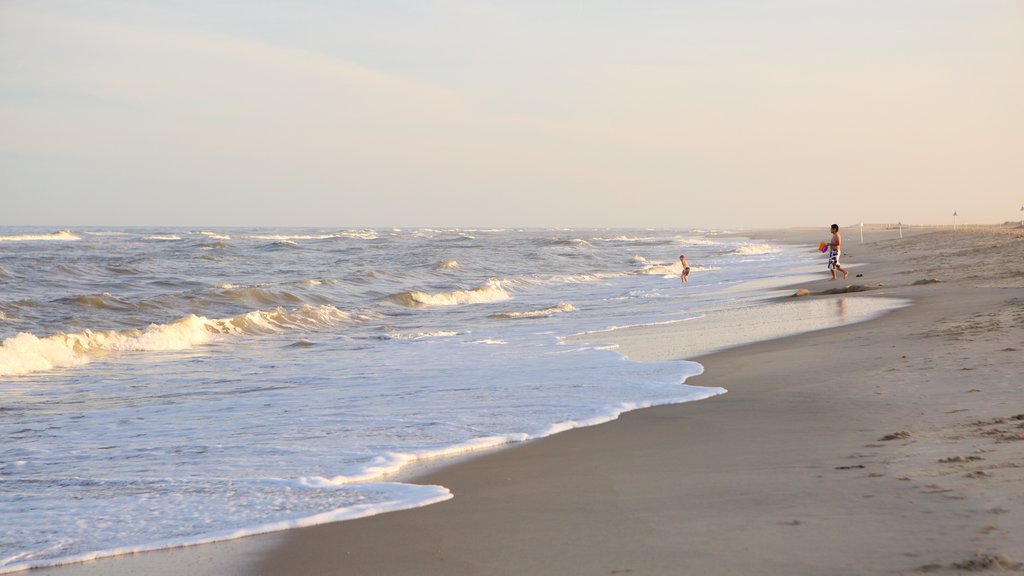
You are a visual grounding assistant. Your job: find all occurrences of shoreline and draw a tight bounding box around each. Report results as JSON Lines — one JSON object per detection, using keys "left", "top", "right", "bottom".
{"left": 35, "top": 225, "right": 1024, "bottom": 575}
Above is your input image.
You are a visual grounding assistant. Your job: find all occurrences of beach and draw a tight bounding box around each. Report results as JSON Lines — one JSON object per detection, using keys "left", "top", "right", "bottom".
{"left": 34, "top": 225, "right": 1024, "bottom": 575}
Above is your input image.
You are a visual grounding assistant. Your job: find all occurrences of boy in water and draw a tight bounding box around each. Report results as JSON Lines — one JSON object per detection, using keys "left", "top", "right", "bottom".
{"left": 679, "top": 255, "right": 690, "bottom": 283}
{"left": 826, "top": 224, "right": 849, "bottom": 280}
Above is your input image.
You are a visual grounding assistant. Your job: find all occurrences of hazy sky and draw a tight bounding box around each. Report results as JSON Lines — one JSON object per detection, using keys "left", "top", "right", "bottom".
{"left": 2, "top": 1, "right": 1021, "bottom": 229}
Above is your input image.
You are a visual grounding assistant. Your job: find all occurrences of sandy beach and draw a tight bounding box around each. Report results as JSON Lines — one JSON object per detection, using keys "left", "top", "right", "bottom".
{"left": 40, "top": 225, "right": 1023, "bottom": 575}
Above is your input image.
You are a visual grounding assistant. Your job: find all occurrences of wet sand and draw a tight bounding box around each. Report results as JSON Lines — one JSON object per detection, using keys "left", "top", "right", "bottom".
{"left": 39, "top": 225, "right": 1024, "bottom": 575}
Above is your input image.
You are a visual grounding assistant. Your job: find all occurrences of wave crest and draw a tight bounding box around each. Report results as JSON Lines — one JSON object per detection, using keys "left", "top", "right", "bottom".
{"left": 730, "top": 244, "right": 779, "bottom": 255}
{"left": 218, "top": 286, "right": 305, "bottom": 306}
{"left": 388, "top": 279, "right": 510, "bottom": 307}
{"left": 490, "top": 303, "right": 577, "bottom": 319}
{"left": 0, "top": 230, "right": 80, "bottom": 242}
{"left": 0, "top": 305, "right": 369, "bottom": 377}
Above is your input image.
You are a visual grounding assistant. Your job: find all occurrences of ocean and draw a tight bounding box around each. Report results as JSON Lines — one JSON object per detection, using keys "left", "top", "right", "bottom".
{"left": 0, "top": 227, "right": 902, "bottom": 571}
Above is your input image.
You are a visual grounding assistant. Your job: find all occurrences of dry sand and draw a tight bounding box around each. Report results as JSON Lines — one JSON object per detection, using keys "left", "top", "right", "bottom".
{"left": 39, "top": 225, "right": 1024, "bottom": 575}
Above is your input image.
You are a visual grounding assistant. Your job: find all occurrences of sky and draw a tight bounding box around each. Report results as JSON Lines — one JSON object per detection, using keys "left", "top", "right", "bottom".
{"left": 1, "top": 0, "right": 1021, "bottom": 229}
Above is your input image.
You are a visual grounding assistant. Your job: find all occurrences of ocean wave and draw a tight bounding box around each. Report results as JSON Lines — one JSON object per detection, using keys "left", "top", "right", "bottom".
{"left": 0, "top": 305, "right": 371, "bottom": 377}
{"left": 250, "top": 234, "right": 333, "bottom": 241}
{"left": 218, "top": 286, "right": 305, "bottom": 306}
{"left": 83, "top": 230, "right": 133, "bottom": 237}
{"left": 106, "top": 264, "right": 142, "bottom": 275}
{"left": 261, "top": 240, "right": 299, "bottom": 249}
{"left": 388, "top": 279, "right": 510, "bottom": 307}
{"left": 490, "top": 303, "right": 577, "bottom": 319}
{"left": 547, "top": 272, "right": 628, "bottom": 283}
{"left": 545, "top": 238, "right": 592, "bottom": 248}
{"left": 65, "top": 293, "right": 137, "bottom": 311}
{"left": 248, "top": 231, "right": 379, "bottom": 241}
{"left": 297, "top": 278, "right": 335, "bottom": 287}
{"left": 200, "top": 241, "right": 232, "bottom": 250}
{"left": 435, "top": 260, "right": 459, "bottom": 270}
{"left": 198, "top": 231, "right": 232, "bottom": 240}
{"left": 676, "top": 237, "right": 721, "bottom": 246}
{"left": 381, "top": 330, "right": 460, "bottom": 340}
{"left": 730, "top": 244, "right": 779, "bottom": 255}
{"left": 347, "top": 230, "right": 380, "bottom": 239}
{"left": 0, "top": 230, "right": 80, "bottom": 242}
{"left": 591, "top": 236, "right": 651, "bottom": 242}
{"left": 145, "top": 235, "right": 182, "bottom": 241}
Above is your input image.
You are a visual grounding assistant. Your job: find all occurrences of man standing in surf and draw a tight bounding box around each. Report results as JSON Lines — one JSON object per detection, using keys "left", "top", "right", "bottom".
{"left": 826, "top": 224, "right": 849, "bottom": 280}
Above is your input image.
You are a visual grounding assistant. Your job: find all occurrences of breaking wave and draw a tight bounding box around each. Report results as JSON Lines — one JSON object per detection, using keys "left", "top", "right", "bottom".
{"left": 388, "top": 280, "right": 510, "bottom": 307}
{"left": 545, "top": 238, "right": 591, "bottom": 248}
{"left": 248, "top": 230, "right": 377, "bottom": 241}
{"left": 730, "top": 244, "right": 779, "bottom": 255}
{"left": 0, "top": 230, "right": 80, "bottom": 242}
{"left": 490, "top": 303, "right": 577, "bottom": 319}
{"left": 0, "top": 305, "right": 370, "bottom": 377}
{"left": 381, "top": 330, "right": 460, "bottom": 340}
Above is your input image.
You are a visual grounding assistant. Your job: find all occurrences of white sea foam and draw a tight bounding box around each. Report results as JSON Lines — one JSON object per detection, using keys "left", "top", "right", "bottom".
{"left": 249, "top": 231, "right": 375, "bottom": 241}
{"left": 435, "top": 260, "right": 459, "bottom": 270}
{"left": 145, "top": 235, "right": 182, "bottom": 241}
{"left": 83, "top": 230, "right": 133, "bottom": 237}
{"left": 537, "top": 390, "right": 724, "bottom": 437}
{"left": 639, "top": 262, "right": 720, "bottom": 277}
{"left": 0, "top": 305, "right": 368, "bottom": 377}
{"left": 470, "top": 338, "right": 507, "bottom": 345}
{"left": 730, "top": 244, "right": 779, "bottom": 255}
{"left": 490, "top": 303, "right": 577, "bottom": 319}
{"left": 676, "top": 237, "right": 721, "bottom": 246}
{"left": 592, "top": 235, "right": 649, "bottom": 242}
{"left": 547, "top": 272, "right": 629, "bottom": 283}
{"left": 383, "top": 330, "right": 461, "bottom": 340}
{"left": 300, "top": 436, "right": 525, "bottom": 486}
{"left": 198, "top": 231, "right": 232, "bottom": 240}
{"left": 388, "top": 279, "right": 511, "bottom": 307}
{"left": 0, "top": 230, "right": 80, "bottom": 242}
{"left": 558, "top": 238, "right": 591, "bottom": 247}
{"left": 0, "top": 483, "right": 452, "bottom": 574}
{"left": 339, "top": 230, "right": 379, "bottom": 240}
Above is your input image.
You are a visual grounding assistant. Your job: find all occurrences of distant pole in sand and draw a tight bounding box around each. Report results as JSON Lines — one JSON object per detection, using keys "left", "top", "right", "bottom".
{"left": 953, "top": 211, "right": 958, "bottom": 230}
{"left": 860, "top": 222, "right": 864, "bottom": 243}
{"left": 898, "top": 221, "right": 903, "bottom": 239}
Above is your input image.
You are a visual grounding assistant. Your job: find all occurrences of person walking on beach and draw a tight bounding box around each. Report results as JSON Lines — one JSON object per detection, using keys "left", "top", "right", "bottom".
{"left": 679, "top": 255, "right": 690, "bottom": 284}
{"left": 826, "top": 224, "right": 849, "bottom": 280}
